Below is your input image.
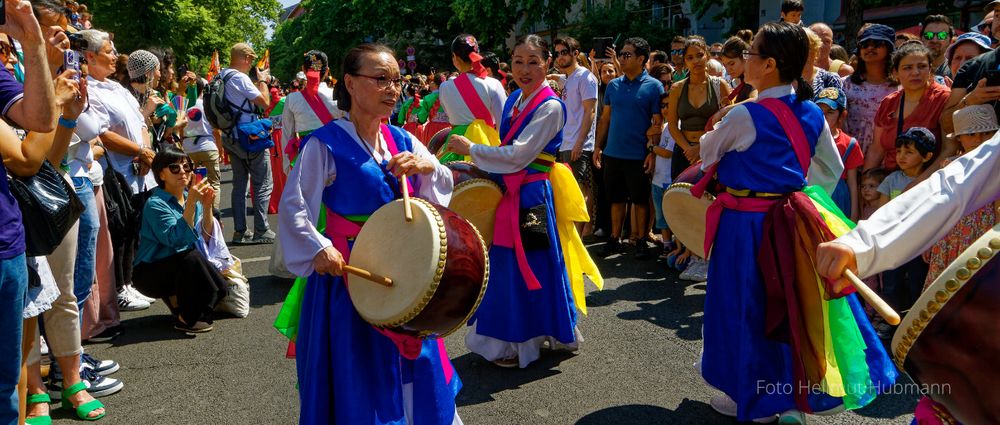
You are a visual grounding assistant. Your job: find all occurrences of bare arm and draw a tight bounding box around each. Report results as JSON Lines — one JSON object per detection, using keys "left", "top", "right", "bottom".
{"left": 847, "top": 169, "right": 859, "bottom": 222}
{"left": 0, "top": 121, "right": 54, "bottom": 177}
{"left": 863, "top": 128, "right": 885, "bottom": 171}
{"left": 837, "top": 63, "right": 855, "bottom": 78}
{"left": 2, "top": 0, "right": 56, "bottom": 133}
{"left": 666, "top": 83, "right": 688, "bottom": 151}
{"left": 45, "top": 72, "right": 85, "bottom": 165}
{"left": 592, "top": 105, "right": 612, "bottom": 169}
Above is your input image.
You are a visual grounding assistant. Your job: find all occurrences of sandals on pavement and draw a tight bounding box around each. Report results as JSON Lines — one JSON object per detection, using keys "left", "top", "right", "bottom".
{"left": 61, "top": 381, "right": 106, "bottom": 421}
{"left": 25, "top": 393, "right": 53, "bottom": 425}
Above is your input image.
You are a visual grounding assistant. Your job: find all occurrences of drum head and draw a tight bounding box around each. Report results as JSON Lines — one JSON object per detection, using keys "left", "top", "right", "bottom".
{"left": 348, "top": 199, "right": 445, "bottom": 327}
{"left": 662, "top": 182, "right": 714, "bottom": 259}
{"left": 449, "top": 179, "right": 502, "bottom": 246}
{"left": 427, "top": 127, "right": 452, "bottom": 157}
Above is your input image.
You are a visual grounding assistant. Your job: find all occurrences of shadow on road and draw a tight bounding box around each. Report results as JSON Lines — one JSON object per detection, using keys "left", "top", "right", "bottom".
{"left": 586, "top": 271, "right": 707, "bottom": 341}
{"left": 575, "top": 399, "right": 726, "bottom": 424}
{"left": 249, "top": 275, "right": 294, "bottom": 308}
{"left": 452, "top": 350, "right": 576, "bottom": 406}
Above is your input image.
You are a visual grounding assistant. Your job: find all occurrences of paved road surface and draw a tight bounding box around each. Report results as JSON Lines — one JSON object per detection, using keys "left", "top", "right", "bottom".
{"left": 54, "top": 168, "right": 919, "bottom": 424}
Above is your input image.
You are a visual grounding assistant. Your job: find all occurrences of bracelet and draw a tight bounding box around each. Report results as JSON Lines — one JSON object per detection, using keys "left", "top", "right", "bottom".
{"left": 58, "top": 116, "right": 77, "bottom": 129}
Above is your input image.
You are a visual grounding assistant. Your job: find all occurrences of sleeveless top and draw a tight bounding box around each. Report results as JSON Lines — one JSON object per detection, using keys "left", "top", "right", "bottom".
{"left": 678, "top": 77, "right": 721, "bottom": 131}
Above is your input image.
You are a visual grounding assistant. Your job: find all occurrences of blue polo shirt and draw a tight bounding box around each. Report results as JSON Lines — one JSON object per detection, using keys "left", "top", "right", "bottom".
{"left": 603, "top": 70, "right": 663, "bottom": 160}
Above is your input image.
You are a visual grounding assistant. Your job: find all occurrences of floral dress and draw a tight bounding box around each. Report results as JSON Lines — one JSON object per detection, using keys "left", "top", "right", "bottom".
{"left": 922, "top": 202, "right": 1000, "bottom": 289}
{"left": 841, "top": 77, "right": 897, "bottom": 155}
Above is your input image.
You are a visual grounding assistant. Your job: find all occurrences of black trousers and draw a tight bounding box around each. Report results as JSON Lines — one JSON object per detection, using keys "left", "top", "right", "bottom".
{"left": 133, "top": 249, "right": 228, "bottom": 325}
{"left": 881, "top": 257, "right": 929, "bottom": 313}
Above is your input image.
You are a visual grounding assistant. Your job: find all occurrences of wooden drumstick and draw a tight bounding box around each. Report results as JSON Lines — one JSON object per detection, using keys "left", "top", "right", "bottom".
{"left": 400, "top": 175, "right": 413, "bottom": 222}
{"left": 344, "top": 265, "right": 393, "bottom": 287}
{"left": 844, "top": 269, "right": 901, "bottom": 325}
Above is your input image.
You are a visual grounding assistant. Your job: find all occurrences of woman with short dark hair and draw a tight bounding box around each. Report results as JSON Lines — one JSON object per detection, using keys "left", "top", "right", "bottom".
{"left": 697, "top": 22, "right": 895, "bottom": 423}
{"left": 279, "top": 44, "right": 461, "bottom": 424}
{"left": 132, "top": 147, "right": 227, "bottom": 333}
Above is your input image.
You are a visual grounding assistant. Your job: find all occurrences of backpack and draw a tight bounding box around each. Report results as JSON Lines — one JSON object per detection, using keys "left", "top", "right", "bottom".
{"left": 203, "top": 69, "right": 253, "bottom": 132}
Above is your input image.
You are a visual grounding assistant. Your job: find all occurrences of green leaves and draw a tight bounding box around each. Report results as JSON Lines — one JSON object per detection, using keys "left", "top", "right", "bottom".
{"left": 88, "top": 0, "right": 282, "bottom": 72}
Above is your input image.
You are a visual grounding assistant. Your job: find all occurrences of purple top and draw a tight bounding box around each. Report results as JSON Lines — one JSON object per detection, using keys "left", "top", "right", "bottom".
{"left": 0, "top": 158, "right": 25, "bottom": 259}
{"left": 0, "top": 66, "right": 24, "bottom": 118}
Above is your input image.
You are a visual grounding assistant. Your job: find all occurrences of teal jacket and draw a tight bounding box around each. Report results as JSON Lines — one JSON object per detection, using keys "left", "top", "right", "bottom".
{"left": 134, "top": 187, "right": 203, "bottom": 265}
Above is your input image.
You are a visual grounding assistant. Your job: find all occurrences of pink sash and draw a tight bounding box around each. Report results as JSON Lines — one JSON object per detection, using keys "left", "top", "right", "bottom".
{"left": 491, "top": 86, "right": 561, "bottom": 291}
{"left": 284, "top": 90, "right": 336, "bottom": 160}
{"left": 699, "top": 98, "right": 813, "bottom": 256}
{"left": 454, "top": 73, "right": 495, "bottom": 128}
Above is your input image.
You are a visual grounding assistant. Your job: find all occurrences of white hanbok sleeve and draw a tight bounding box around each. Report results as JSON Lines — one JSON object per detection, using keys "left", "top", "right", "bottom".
{"left": 836, "top": 136, "right": 1000, "bottom": 277}
{"left": 408, "top": 130, "right": 453, "bottom": 206}
{"left": 699, "top": 104, "right": 756, "bottom": 168}
{"left": 488, "top": 78, "right": 508, "bottom": 125}
{"left": 807, "top": 121, "right": 844, "bottom": 195}
{"left": 279, "top": 139, "right": 336, "bottom": 277}
{"left": 469, "top": 100, "right": 564, "bottom": 174}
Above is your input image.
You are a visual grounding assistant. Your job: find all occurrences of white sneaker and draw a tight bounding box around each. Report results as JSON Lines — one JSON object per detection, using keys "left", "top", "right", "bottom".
{"left": 128, "top": 285, "right": 156, "bottom": 304}
{"left": 710, "top": 394, "right": 777, "bottom": 423}
{"left": 118, "top": 287, "right": 150, "bottom": 311}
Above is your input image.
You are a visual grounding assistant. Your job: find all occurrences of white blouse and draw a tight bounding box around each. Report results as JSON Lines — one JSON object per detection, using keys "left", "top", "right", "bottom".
{"left": 836, "top": 134, "right": 1000, "bottom": 278}
{"left": 278, "top": 119, "right": 453, "bottom": 277}
{"left": 438, "top": 73, "right": 507, "bottom": 127}
{"left": 698, "top": 84, "right": 844, "bottom": 196}
{"left": 280, "top": 90, "right": 345, "bottom": 172}
{"left": 469, "top": 83, "right": 565, "bottom": 175}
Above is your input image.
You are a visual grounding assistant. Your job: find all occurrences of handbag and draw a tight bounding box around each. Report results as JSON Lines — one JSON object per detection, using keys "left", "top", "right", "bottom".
{"left": 235, "top": 118, "right": 274, "bottom": 153}
{"left": 100, "top": 156, "right": 136, "bottom": 239}
{"left": 8, "top": 160, "right": 84, "bottom": 256}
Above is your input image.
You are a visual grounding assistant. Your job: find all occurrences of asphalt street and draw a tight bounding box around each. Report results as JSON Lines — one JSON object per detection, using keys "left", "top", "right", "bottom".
{"left": 54, "top": 168, "right": 919, "bottom": 424}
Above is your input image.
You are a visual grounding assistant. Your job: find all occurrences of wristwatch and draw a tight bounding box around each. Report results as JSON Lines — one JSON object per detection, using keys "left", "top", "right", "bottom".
{"left": 647, "top": 145, "right": 655, "bottom": 154}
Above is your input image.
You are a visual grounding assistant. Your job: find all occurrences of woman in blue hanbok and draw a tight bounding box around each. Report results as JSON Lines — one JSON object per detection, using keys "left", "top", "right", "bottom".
{"left": 278, "top": 44, "right": 462, "bottom": 424}
{"left": 448, "top": 35, "right": 602, "bottom": 369}
{"left": 696, "top": 23, "right": 897, "bottom": 424}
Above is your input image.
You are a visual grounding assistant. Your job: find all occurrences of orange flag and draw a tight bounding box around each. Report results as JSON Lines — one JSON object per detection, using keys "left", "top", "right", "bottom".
{"left": 256, "top": 49, "right": 270, "bottom": 70}
{"left": 206, "top": 50, "right": 220, "bottom": 81}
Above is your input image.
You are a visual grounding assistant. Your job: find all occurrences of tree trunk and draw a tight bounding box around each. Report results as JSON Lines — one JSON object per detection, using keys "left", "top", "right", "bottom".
{"left": 844, "top": 0, "right": 863, "bottom": 55}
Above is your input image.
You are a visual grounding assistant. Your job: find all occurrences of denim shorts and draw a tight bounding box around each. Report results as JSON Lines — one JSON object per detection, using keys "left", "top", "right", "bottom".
{"left": 651, "top": 184, "right": 669, "bottom": 230}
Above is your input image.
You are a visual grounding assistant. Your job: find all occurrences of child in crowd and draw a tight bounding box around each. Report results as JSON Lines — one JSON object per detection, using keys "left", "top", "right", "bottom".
{"left": 780, "top": 0, "right": 804, "bottom": 25}
{"left": 859, "top": 168, "right": 889, "bottom": 220}
{"left": 922, "top": 105, "right": 1000, "bottom": 289}
{"left": 877, "top": 127, "right": 937, "bottom": 318}
{"left": 814, "top": 87, "right": 864, "bottom": 220}
{"left": 651, "top": 93, "right": 675, "bottom": 262}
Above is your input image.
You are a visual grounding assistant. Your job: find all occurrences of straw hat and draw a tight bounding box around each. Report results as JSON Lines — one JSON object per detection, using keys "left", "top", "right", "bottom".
{"left": 950, "top": 104, "right": 1000, "bottom": 138}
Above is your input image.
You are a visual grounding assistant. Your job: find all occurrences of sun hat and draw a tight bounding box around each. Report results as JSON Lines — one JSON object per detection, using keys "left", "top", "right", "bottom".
{"left": 945, "top": 33, "right": 994, "bottom": 63}
{"left": 949, "top": 104, "right": 1000, "bottom": 138}
{"left": 858, "top": 24, "right": 896, "bottom": 53}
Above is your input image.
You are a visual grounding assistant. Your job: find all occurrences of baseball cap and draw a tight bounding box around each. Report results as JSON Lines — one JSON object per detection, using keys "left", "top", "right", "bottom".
{"left": 895, "top": 127, "right": 937, "bottom": 154}
{"left": 813, "top": 87, "right": 847, "bottom": 111}
{"left": 231, "top": 42, "right": 257, "bottom": 60}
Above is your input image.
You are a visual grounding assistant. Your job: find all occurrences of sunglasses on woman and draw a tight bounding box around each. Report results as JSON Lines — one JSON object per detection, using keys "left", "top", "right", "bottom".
{"left": 167, "top": 163, "right": 193, "bottom": 174}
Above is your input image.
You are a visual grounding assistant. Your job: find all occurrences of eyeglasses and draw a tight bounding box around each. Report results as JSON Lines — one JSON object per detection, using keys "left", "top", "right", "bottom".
{"left": 923, "top": 31, "right": 949, "bottom": 41}
{"left": 617, "top": 51, "right": 634, "bottom": 59}
{"left": 670, "top": 49, "right": 683, "bottom": 56}
{"left": 351, "top": 73, "right": 403, "bottom": 90}
{"left": 167, "top": 163, "right": 193, "bottom": 174}
{"left": 741, "top": 49, "right": 769, "bottom": 61}
{"left": 555, "top": 49, "right": 573, "bottom": 57}
{"left": 859, "top": 40, "right": 887, "bottom": 50}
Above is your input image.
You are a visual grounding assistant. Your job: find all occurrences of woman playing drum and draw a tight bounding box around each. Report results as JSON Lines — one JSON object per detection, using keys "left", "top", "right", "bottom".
{"left": 278, "top": 44, "right": 462, "bottom": 424}
{"left": 697, "top": 23, "right": 895, "bottom": 423}
{"left": 447, "top": 35, "right": 600, "bottom": 369}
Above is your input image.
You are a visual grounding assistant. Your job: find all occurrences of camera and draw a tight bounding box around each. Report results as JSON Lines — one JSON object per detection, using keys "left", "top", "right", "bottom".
{"left": 67, "top": 32, "right": 89, "bottom": 52}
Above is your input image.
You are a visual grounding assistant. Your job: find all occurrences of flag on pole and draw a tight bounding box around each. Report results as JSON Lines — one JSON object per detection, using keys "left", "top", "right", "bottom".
{"left": 256, "top": 49, "right": 270, "bottom": 70}
{"left": 206, "top": 50, "right": 220, "bottom": 81}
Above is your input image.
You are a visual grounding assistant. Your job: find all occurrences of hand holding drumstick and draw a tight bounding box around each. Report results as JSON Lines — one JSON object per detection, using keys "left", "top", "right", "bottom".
{"left": 312, "top": 246, "right": 393, "bottom": 287}
{"left": 816, "top": 241, "right": 901, "bottom": 325}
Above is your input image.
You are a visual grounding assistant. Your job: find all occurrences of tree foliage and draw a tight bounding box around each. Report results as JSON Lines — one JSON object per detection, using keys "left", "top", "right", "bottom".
{"left": 567, "top": 3, "right": 679, "bottom": 55}
{"left": 690, "top": 0, "right": 760, "bottom": 37}
{"left": 86, "top": 0, "right": 282, "bottom": 72}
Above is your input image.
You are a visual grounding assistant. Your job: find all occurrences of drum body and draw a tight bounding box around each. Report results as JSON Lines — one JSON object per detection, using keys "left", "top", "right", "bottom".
{"left": 446, "top": 161, "right": 493, "bottom": 186}
{"left": 349, "top": 198, "right": 489, "bottom": 337}
{"left": 427, "top": 126, "right": 452, "bottom": 158}
{"left": 448, "top": 179, "right": 502, "bottom": 246}
{"left": 661, "top": 163, "right": 718, "bottom": 259}
{"left": 891, "top": 226, "right": 1000, "bottom": 425}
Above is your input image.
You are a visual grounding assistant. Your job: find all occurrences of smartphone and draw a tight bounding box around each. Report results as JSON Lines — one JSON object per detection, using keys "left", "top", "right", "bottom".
{"left": 594, "top": 37, "right": 613, "bottom": 59}
{"left": 64, "top": 50, "right": 82, "bottom": 81}
{"left": 987, "top": 69, "right": 1000, "bottom": 86}
{"left": 177, "top": 64, "right": 188, "bottom": 81}
{"left": 193, "top": 167, "right": 207, "bottom": 184}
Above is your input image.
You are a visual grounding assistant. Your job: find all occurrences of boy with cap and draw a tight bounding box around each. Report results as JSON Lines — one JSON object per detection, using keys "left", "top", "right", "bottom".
{"left": 815, "top": 87, "right": 864, "bottom": 220}
{"left": 876, "top": 127, "right": 937, "bottom": 318}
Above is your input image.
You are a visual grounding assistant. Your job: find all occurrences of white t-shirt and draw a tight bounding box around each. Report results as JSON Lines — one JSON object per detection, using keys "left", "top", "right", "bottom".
{"left": 84, "top": 75, "right": 156, "bottom": 193}
{"left": 182, "top": 98, "right": 217, "bottom": 153}
{"left": 652, "top": 128, "right": 675, "bottom": 187}
{"left": 438, "top": 73, "right": 507, "bottom": 127}
{"left": 559, "top": 66, "right": 598, "bottom": 152}
{"left": 221, "top": 69, "right": 262, "bottom": 124}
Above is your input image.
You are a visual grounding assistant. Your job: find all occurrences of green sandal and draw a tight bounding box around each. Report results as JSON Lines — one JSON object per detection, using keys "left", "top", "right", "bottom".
{"left": 25, "top": 393, "right": 53, "bottom": 425}
{"left": 61, "top": 381, "right": 106, "bottom": 421}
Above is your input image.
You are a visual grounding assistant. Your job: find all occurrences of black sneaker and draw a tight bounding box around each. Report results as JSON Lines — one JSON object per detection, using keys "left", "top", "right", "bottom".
{"left": 635, "top": 241, "right": 654, "bottom": 260}
{"left": 175, "top": 321, "right": 214, "bottom": 333}
{"left": 86, "top": 325, "right": 122, "bottom": 343}
{"left": 598, "top": 239, "right": 623, "bottom": 258}
{"left": 81, "top": 353, "right": 119, "bottom": 376}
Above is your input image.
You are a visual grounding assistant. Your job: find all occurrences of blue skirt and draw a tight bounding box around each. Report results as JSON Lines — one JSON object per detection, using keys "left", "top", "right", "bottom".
{"left": 470, "top": 179, "right": 578, "bottom": 344}
{"left": 701, "top": 209, "right": 896, "bottom": 420}
{"left": 296, "top": 271, "right": 461, "bottom": 424}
